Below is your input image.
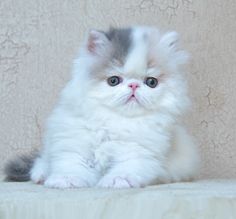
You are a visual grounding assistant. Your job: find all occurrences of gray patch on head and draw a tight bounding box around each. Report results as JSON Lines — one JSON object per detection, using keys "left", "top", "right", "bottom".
{"left": 104, "top": 27, "right": 132, "bottom": 63}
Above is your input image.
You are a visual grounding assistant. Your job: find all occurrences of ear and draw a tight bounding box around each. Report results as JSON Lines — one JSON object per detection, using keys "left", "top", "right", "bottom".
{"left": 159, "top": 31, "right": 179, "bottom": 51}
{"left": 86, "top": 30, "right": 111, "bottom": 56}
{"left": 159, "top": 31, "right": 189, "bottom": 65}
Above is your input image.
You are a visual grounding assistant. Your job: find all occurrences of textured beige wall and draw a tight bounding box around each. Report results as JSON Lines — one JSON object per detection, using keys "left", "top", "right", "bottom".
{"left": 0, "top": 0, "right": 235, "bottom": 179}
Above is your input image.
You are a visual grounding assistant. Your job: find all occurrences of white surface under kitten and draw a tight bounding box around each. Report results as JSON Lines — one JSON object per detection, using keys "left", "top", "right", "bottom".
{"left": 30, "top": 26, "right": 199, "bottom": 188}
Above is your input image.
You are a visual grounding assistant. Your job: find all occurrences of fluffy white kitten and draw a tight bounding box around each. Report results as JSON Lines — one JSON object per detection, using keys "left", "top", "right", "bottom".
{"left": 5, "top": 26, "right": 199, "bottom": 188}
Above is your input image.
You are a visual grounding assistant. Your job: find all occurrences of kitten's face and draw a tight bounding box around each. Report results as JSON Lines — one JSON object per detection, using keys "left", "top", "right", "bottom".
{"left": 77, "top": 27, "right": 189, "bottom": 116}
{"left": 88, "top": 65, "right": 170, "bottom": 116}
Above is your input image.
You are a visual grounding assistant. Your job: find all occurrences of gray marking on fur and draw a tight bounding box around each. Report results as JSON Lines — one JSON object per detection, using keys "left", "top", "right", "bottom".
{"left": 4, "top": 153, "right": 37, "bottom": 182}
{"left": 105, "top": 27, "right": 132, "bottom": 63}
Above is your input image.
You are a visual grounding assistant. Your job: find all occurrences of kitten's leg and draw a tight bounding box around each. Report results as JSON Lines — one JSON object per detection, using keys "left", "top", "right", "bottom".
{"left": 44, "top": 152, "right": 99, "bottom": 189}
{"left": 165, "top": 126, "right": 200, "bottom": 182}
{"left": 97, "top": 143, "right": 168, "bottom": 188}
{"left": 30, "top": 155, "right": 48, "bottom": 184}
{"left": 97, "top": 158, "right": 167, "bottom": 188}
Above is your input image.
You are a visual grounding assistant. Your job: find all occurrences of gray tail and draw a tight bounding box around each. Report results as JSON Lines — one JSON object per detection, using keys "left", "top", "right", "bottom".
{"left": 4, "top": 153, "right": 37, "bottom": 182}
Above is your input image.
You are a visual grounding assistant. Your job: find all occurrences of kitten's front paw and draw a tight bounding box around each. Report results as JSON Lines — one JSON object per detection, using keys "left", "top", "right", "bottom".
{"left": 44, "top": 175, "right": 88, "bottom": 189}
{"left": 97, "top": 176, "right": 140, "bottom": 189}
{"left": 31, "top": 171, "right": 45, "bottom": 184}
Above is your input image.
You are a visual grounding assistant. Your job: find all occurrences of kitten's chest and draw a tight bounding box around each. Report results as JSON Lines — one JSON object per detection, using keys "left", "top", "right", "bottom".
{"left": 86, "top": 114, "right": 162, "bottom": 145}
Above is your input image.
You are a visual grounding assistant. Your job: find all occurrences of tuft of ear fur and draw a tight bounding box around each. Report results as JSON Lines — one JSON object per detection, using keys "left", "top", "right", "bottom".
{"left": 158, "top": 31, "right": 189, "bottom": 66}
{"left": 86, "top": 30, "right": 111, "bottom": 57}
{"left": 159, "top": 31, "right": 179, "bottom": 50}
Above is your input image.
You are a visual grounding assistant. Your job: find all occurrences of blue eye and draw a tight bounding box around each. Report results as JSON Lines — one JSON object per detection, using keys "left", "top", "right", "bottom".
{"left": 145, "top": 77, "right": 158, "bottom": 88}
{"left": 107, "top": 76, "right": 121, "bottom": 86}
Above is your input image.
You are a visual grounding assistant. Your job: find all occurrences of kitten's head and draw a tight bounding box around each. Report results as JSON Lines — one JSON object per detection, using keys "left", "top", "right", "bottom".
{"left": 72, "top": 26, "right": 190, "bottom": 117}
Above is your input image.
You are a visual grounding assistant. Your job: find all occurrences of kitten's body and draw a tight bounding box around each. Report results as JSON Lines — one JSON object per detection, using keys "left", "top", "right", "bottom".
{"left": 5, "top": 26, "right": 199, "bottom": 188}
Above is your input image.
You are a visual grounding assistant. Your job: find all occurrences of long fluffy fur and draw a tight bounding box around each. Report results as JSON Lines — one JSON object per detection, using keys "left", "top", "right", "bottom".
{"left": 5, "top": 26, "right": 200, "bottom": 188}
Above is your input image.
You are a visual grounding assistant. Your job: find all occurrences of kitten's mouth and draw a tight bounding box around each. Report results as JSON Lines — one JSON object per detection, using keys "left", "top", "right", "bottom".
{"left": 126, "top": 94, "right": 139, "bottom": 103}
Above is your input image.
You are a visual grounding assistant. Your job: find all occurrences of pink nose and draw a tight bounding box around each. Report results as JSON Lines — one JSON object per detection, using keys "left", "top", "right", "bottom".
{"left": 128, "top": 83, "right": 140, "bottom": 92}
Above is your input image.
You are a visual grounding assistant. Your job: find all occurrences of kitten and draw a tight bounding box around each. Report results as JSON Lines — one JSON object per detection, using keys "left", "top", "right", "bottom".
{"left": 5, "top": 26, "right": 200, "bottom": 188}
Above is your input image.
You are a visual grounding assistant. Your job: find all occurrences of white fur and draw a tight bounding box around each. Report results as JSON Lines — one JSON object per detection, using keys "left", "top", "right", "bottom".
{"left": 30, "top": 26, "right": 199, "bottom": 189}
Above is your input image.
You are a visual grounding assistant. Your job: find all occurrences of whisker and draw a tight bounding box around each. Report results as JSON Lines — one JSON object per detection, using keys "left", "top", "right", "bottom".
{"left": 110, "top": 92, "right": 131, "bottom": 105}
{"left": 137, "top": 94, "right": 152, "bottom": 107}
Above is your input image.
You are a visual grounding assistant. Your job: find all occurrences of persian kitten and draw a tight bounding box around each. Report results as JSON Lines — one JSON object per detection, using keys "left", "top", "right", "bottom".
{"left": 5, "top": 26, "right": 199, "bottom": 188}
